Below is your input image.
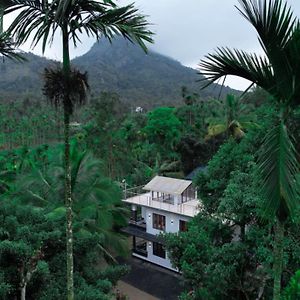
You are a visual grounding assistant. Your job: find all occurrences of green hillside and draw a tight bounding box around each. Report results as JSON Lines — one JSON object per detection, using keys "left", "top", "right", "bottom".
{"left": 0, "top": 38, "right": 238, "bottom": 107}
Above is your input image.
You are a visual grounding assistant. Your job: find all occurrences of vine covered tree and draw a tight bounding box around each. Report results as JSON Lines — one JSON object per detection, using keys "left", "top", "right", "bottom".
{"left": 5, "top": 1, "right": 153, "bottom": 299}
{"left": 199, "top": 0, "right": 300, "bottom": 298}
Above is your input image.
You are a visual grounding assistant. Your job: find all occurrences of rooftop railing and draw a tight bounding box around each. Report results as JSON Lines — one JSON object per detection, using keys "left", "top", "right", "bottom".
{"left": 123, "top": 192, "right": 199, "bottom": 217}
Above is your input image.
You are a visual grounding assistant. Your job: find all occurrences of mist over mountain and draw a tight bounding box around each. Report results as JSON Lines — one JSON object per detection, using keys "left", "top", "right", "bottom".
{"left": 0, "top": 38, "right": 238, "bottom": 108}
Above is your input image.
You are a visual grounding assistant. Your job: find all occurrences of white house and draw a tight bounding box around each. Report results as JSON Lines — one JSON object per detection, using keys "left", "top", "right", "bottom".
{"left": 122, "top": 176, "right": 200, "bottom": 271}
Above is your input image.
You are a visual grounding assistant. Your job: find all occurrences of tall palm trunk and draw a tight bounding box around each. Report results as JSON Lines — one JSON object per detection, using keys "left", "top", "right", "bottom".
{"left": 62, "top": 25, "right": 74, "bottom": 300}
{"left": 273, "top": 219, "right": 284, "bottom": 300}
{"left": 0, "top": 6, "right": 3, "bottom": 34}
{"left": 21, "top": 285, "right": 26, "bottom": 300}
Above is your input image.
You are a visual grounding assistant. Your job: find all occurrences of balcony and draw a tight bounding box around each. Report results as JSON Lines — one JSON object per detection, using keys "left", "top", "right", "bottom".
{"left": 123, "top": 192, "right": 200, "bottom": 217}
{"left": 129, "top": 219, "right": 146, "bottom": 231}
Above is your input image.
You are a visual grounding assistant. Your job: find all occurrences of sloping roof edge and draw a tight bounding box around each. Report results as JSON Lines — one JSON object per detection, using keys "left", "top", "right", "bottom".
{"left": 143, "top": 176, "right": 192, "bottom": 195}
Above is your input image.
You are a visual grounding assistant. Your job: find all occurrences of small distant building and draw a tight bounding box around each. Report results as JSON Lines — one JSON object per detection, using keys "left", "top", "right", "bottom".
{"left": 122, "top": 176, "right": 200, "bottom": 271}
{"left": 135, "top": 106, "right": 143, "bottom": 113}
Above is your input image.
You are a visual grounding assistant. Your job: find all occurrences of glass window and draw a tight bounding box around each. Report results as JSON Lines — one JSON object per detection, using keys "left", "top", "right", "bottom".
{"left": 179, "top": 220, "right": 188, "bottom": 232}
{"left": 153, "top": 213, "right": 166, "bottom": 231}
{"left": 152, "top": 242, "right": 166, "bottom": 259}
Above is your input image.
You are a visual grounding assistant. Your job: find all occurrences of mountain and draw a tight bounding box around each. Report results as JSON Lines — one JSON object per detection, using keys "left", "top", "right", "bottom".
{"left": 0, "top": 38, "right": 238, "bottom": 108}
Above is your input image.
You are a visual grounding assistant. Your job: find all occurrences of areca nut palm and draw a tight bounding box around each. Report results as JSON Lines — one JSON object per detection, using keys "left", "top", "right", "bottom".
{"left": 199, "top": 1, "right": 300, "bottom": 299}
{"left": 5, "top": 1, "right": 153, "bottom": 299}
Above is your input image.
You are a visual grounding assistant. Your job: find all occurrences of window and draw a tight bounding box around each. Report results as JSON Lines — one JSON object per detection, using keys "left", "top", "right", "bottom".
{"left": 153, "top": 213, "right": 166, "bottom": 231}
{"left": 179, "top": 220, "right": 188, "bottom": 232}
{"left": 152, "top": 242, "right": 166, "bottom": 259}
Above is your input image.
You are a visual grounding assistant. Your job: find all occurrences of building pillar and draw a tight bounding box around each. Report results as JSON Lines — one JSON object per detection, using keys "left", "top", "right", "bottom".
{"left": 132, "top": 236, "right": 136, "bottom": 250}
{"left": 131, "top": 204, "right": 137, "bottom": 251}
{"left": 131, "top": 204, "right": 137, "bottom": 222}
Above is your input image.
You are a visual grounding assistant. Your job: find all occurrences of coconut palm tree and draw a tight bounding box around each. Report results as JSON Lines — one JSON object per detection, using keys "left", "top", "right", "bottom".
{"left": 5, "top": 1, "right": 152, "bottom": 298}
{"left": 199, "top": 0, "right": 300, "bottom": 299}
{"left": 205, "top": 94, "right": 250, "bottom": 140}
{"left": 205, "top": 94, "right": 260, "bottom": 141}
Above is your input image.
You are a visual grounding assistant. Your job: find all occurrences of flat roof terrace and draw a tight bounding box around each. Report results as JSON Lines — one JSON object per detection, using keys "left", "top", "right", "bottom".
{"left": 122, "top": 192, "right": 200, "bottom": 218}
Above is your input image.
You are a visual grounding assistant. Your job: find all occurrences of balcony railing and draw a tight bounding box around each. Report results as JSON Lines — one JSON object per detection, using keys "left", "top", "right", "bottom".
{"left": 152, "top": 195, "right": 174, "bottom": 205}
{"left": 129, "top": 219, "right": 146, "bottom": 231}
{"left": 123, "top": 193, "right": 200, "bottom": 217}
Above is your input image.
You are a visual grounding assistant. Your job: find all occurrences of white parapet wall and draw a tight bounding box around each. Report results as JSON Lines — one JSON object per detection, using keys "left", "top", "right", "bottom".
{"left": 123, "top": 193, "right": 200, "bottom": 218}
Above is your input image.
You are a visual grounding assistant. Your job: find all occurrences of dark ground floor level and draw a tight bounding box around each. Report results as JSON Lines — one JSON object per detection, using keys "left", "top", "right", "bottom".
{"left": 117, "top": 256, "right": 184, "bottom": 300}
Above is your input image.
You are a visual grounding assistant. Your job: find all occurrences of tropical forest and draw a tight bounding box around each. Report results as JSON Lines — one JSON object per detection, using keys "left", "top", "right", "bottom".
{"left": 0, "top": 0, "right": 299, "bottom": 300}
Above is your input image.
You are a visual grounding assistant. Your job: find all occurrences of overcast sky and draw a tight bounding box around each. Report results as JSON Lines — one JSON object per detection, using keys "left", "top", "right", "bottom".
{"left": 4, "top": 0, "right": 300, "bottom": 90}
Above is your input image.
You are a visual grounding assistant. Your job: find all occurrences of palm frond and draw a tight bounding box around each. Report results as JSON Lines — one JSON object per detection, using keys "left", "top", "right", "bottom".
{"left": 258, "top": 121, "right": 299, "bottom": 221}
{"left": 70, "top": 146, "right": 87, "bottom": 191}
{"left": 69, "top": 2, "right": 153, "bottom": 52}
{"left": 5, "top": 0, "right": 58, "bottom": 52}
{"left": 284, "top": 22, "right": 300, "bottom": 106}
{"left": 6, "top": 0, "right": 153, "bottom": 53}
{"left": 55, "top": 0, "right": 116, "bottom": 22}
{"left": 237, "top": 0, "right": 296, "bottom": 52}
{"left": 199, "top": 47, "right": 276, "bottom": 94}
{"left": 200, "top": 0, "right": 300, "bottom": 106}
{"left": 0, "top": 32, "right": 24, "bottom": 61}
{"left": 236, "top": 0, "right": 300, "bottom": 103}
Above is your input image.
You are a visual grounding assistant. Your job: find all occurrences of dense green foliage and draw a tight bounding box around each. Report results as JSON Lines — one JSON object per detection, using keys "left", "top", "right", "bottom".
{"left": 200, "top": 1, "right": 300, "bottom": 298}
{"left": 0, "top": 199, "right": 129, "bottom": 300}
{"left": 0, "top": 1, "right": 299, "bottom": 299}
{"left": 0, "top": 142, "right": 130, "bottom": 299}
{"left": 282, "top": 270, "right": 300, "bottom": 300}
{"left": 1, "top": 43, "right": 298, "bottom": 297}
{"left": 0, "top": 88, "right": 259, "bottom": 182}
{"left": 7, "top": 1, "right": 154, "bottom": 297}
{"left": 165, "top": 105, "right": 300, "bottom": 299}
{"left": 0, "top": 98, "right": 63, "bottom": 150}
{"left": 0, "top": 84, "right": 298, "bottom": 300}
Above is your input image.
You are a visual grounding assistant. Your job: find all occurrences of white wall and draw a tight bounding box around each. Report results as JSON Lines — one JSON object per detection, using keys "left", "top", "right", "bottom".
{"left": 139, "top": 207, "right": 191, "bottom": 271}
{"left": 174, "top": 195, "right": 180, "bottom": 205}
{"left": 146, "top": 241, "right": 176, "bottom": 270}
{"left": 133, "top": 250, "right": 177, "bottom": 271}
{"left": 144, "top": 207, "right": 190, "bottom": 234}
{"left": 141, "top": 206, "right": 146, "bottom": 220}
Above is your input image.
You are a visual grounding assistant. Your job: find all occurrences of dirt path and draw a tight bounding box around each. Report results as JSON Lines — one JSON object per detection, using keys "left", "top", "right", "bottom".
{"left": 117, "top": 280, "right": 159, "bottom": 300}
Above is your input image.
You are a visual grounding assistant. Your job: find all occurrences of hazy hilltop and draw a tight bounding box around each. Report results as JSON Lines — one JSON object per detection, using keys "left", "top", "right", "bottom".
{"left": 0, "top": 53, "right": 50, "bottom": 100}
{"left": 0, "top": 38, "right": 238, "bottom": 108}
{"left": 73, "top": 38, "right": 238, "bottom": 108}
